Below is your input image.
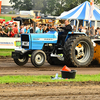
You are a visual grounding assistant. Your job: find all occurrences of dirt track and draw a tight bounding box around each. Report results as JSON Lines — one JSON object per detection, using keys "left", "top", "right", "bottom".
{"left": 0, "top": 82, "right": 100, "bottom": 100}
{"left": 0, "top": 57, "right": 100, "bottom": 75}
{"left": 0, "top": 57, "right": 100, "bottom": 100}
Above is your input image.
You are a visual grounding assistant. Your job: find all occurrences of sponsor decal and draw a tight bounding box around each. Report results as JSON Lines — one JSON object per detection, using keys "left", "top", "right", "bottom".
{"left": 33, "top": 38, "right": 57, "bottom": 41}
{"left": 15, "top": 41, "right": 21, "bottom": 47}
{"left": 0, "top": 42, "right": 13, "bottom": 46}
{"left": 0, "top": 37, "right": 21, "bottom": 49}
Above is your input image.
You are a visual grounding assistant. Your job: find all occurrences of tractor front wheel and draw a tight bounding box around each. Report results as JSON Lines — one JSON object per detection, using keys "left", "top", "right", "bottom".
{"left": 31, "top": 50, "right": 46, "bottom": 67}
{"left": 14, "top": 55, "right": 29, "bottom": 66}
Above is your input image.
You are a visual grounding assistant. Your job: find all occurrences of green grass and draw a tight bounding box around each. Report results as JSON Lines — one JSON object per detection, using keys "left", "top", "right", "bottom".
{"left": 0, "top": 74, "right": 100, "bottom": 84}
{"left": 0, "top": 49, "right": 14, "bottom": 56}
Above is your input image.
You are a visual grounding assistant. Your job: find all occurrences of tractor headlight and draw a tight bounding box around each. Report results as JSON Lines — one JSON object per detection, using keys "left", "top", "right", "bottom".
{"left": 22, "top": 41, "right": 29, "bottom": 46}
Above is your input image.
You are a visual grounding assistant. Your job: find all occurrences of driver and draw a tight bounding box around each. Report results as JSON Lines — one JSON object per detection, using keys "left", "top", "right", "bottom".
{"left": 58, "top": 20, "right": 72, "bottom": 46}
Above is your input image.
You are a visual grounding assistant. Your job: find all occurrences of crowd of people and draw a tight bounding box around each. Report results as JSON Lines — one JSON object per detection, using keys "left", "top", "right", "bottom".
{"left": 0, "top": 21, "right": 100, "bottom": 38}
{"left": 0, "top": 22, "right": 57, "bottom": 37}
{"left": 0, "top": 23, "right": 34, "bottom": 37}
{"left": 0, "top": 23, "right": 18, "bottom": 37}
{"left": 73, "top": 25, "right": 100, "bottom": 37}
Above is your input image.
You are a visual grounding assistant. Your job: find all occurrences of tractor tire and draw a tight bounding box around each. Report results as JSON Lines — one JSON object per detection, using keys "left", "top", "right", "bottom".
{"left": 47, "top": 54, "right": 65, "bottom": 65}
{"left": 63, "top": 35, "right": 94, "bottom": 67}
{"left": 14, "top": 55, "right": 29, "bottom": 66}
{"left": 31, "top": 50, "right": 46, "bottom": 67}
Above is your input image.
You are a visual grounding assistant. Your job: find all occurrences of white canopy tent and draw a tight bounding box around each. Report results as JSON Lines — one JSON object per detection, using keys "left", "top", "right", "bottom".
{"left": 57, "top": 1, "right": 100, "bottom": 28}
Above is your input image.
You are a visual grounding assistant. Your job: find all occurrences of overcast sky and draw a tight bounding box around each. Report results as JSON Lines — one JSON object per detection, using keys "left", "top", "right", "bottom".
{"left": 1, "top": 0, "right": 13, "bottom": 6}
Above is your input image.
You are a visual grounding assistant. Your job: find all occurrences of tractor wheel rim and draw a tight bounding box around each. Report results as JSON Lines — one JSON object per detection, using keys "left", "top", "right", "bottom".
{"left": 18, "top": 57, "right": 26, "bottom": 62}
{"left": 57, "top": 54, "right": 64, "bottom": 61}
{"left": 35, "top": 53, "right": 44, "bottom": 64}
{"left": 75, "top": 41, "right": 90, "bottom": 63}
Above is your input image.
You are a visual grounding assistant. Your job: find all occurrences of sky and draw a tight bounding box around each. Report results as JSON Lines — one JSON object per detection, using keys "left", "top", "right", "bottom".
{"left": 1, "top": 0, "right": 13, "bottom": 6}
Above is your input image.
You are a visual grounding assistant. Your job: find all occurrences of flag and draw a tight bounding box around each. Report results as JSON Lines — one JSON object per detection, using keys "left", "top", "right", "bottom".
{"left": 89, "top": 0, "right": 94, "bottom": 23}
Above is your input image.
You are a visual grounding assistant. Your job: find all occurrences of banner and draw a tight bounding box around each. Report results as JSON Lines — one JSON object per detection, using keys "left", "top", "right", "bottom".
{"left": 0, "top": 37, "right": 21, "bottom": 49}
{"left": 89, "top": 0, "right": 94, "bottom": 22}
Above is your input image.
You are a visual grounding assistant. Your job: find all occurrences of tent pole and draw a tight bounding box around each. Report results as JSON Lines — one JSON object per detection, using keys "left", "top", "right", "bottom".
{"left": 76, "top": 19, "right": 79, "bottom": 32}
{"left": 88, "top": 22, "right": 90, "bottom": 35}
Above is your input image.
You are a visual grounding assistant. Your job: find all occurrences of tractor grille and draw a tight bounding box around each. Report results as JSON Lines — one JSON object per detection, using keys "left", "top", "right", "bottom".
{"left": 21, "top": 35, "right": 29, "bottom": 49}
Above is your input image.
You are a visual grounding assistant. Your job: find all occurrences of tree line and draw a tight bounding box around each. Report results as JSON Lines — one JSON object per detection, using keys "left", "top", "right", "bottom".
{"left": 9, "top": 0, "right": 100, "bottom": 16}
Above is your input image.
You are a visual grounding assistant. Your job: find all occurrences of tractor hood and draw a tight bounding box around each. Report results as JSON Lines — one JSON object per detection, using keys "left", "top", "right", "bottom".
{"left": 21, "top": 30, "right": 58, "bottom": 50}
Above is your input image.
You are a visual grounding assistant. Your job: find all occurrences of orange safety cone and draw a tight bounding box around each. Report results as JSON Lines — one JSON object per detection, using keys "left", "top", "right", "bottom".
{"left": 62, "top": 65, "right": 71, "bottom": 71}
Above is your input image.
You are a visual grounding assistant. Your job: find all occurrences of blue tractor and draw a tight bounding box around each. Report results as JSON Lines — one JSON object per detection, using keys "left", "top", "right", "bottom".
{"left": 12, "top": 29, "right": 94, "bottom": 67}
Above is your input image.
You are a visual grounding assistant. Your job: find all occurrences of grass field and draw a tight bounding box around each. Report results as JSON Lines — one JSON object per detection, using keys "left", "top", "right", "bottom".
{"left": 0, "top": 74, "right": 100, "bottom": 84}
{"left": 0, "top": 49, "right": 14, "bottom": 56}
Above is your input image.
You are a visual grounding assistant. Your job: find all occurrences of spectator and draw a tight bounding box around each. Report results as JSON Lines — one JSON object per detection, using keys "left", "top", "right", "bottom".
{"left": 45, "top": 24, "right": 50, "bottom": 33}
{"left": 78, "top": 25, "right": 82, "bottom": 32}
{"left": 81, "top": 26, "right": 86, "bottom": 33}
{"left": 95, "top": 27, "right": 100, "bottom": 38}
{"left": 86, "top": 27, "right": 90, "bottom": 35}
{"left": 35, "top": 23, "right": 39, "bottom": 32}
{"left": 72, "top": 25, "right": 76, "bottom": 32}
{"left": 18, "top": 26, "right": 20, "bottom": 34}
{"left": 2, "top": 25, "right": 9, "bottom": 37}
{"left": 42, "top": 24, "right": 45, "bottom": 30}
{"left": 49, "top": 24, "right": 52, "bottom": 29}
{"left": 23, "top": 24, "right": 27, "bottom": 30}
{"left": 7, "top": 24, "right": 10, "bottom": 29}
{"left": 8, "top": 24, "right": 14, "bottom": 37}
{"left": 20, "top": 24, "right": 24, "bottom": 34}
{"left": 0, "top": 25, "right": 3, "bottom": 37}
{"left": 49, "top": 24, "right": 57, "bottom": 31}
{"left": 24, "top": 26, "right": 30, "bottom": 34}
{"left": 12, "top": 23, "right": 15, "bottom": 28}
{"left": 2, "top": 23, "right": 5, "bottom": 29}
{"left": 30, "top": 24, "right": 34, "bottom": 33}
{"left": 43, "top": 26, "right": 47, "bottom": 33}
{"left": 95, "top": 27, "right": 99, "bottom": 35}
{"left": 35, "top": 25, "right": 43, "bottom": 33}
{"left": 90, "top": 26, "right": 95, "bottom": 36}
{"left": 97, "top": 27, "right": 100, "bottom": 35}
{"left": 13, "top": 25, "right": 18, "bottom": 37}
{"left": 10, "top": 24, "right": 15, "bottom": 37}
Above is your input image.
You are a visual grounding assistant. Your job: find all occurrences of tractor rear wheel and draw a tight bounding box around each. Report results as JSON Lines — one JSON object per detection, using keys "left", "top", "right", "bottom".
{"left": 63, "top": 35, "right": 94, "bottom": 67}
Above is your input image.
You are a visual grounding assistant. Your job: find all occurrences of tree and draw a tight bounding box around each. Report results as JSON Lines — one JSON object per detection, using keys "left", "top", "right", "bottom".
{"left": 33, "top": 0, "right": 44, "bottom": 10}
{"left": 54, "top": 0, "right": 66, "bottom": 16}
{"left": 8, "top": 11, "right": 16, "bottom": 14}
{"left": 45, "top": 0, "right": 56, "bottom": 15}
{"left": 45, "top": 0, "right": 100, "bottom": 16}
{"left": 40, "top": 0, "right": 48, "bottom": 15}
{"left": 9, "top": 0, "right": 34, "bottom": 11}
{"left": 9, "top": 0, "right": 100, "bottom": 16}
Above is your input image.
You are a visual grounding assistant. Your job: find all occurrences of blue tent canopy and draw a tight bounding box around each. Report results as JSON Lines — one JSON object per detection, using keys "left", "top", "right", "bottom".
{"left": 57, "top": 1, "right": 100, "bottom": 21}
